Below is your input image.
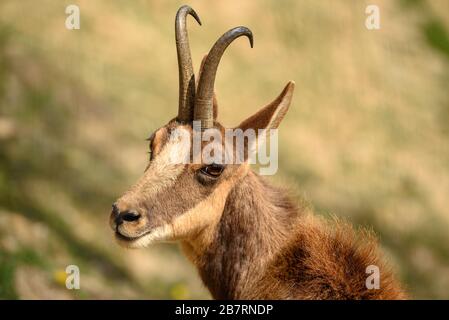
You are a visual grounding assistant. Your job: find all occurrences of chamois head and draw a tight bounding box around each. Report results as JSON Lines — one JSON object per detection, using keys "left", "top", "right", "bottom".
{"left": 110, "top": 5, "right": 295, "bottom": 249}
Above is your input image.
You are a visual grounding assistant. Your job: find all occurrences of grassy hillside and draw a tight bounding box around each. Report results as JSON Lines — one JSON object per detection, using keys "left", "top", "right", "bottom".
{"left": 1, "top": 0, "right": 448, "bottom": 299}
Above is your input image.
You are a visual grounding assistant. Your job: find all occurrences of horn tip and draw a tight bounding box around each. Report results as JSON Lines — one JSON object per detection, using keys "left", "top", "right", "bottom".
{"left": 248, "top": 30, "right": 254, "bottom": 48}
{"left": 238, "top": 26, "right": 254, "bottom": 48}
{"left": 176, "top": 5, "right": 202, "bottom": 26}
{"left": 188, "top": 6, "right": 202, "bottom": 26}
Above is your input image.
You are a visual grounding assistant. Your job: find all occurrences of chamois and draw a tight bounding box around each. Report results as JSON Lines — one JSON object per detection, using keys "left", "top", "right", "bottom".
{"left": 109, "top": 5, "right": 406, "bottom": 300}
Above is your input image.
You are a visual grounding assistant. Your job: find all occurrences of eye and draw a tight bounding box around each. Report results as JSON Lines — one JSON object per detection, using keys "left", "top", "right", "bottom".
{"left": 200, "top": 163, "right": 224, "bottom": 178}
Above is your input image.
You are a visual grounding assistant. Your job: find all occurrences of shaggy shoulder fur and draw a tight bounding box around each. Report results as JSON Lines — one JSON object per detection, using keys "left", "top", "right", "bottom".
{"left": 247, "top": 215, "right": 406, "bottom": 299}
{"left": 191, "top": 171, "right": 406, "bottom": 299}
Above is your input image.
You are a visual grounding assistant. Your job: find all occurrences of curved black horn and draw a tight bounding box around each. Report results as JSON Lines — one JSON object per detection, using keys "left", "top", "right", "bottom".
{"left": 195, "top": 26, "right": 253, "bottom": 129}
{"left": 176, "top": 5, "right": 201, "bottom": 123}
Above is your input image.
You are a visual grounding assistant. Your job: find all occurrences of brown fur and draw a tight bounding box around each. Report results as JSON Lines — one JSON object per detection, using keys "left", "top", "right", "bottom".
{"left": 180, "top": 171, "right": 406, "bottom": 299}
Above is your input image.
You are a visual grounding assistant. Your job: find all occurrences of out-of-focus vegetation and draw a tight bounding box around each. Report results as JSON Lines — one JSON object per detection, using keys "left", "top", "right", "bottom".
{"left": 0, "top": 0, "right": 448, "bottom": 299}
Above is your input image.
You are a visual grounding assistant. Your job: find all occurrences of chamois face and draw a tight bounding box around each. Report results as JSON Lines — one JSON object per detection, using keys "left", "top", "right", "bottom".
{"left": 110, "top": 119, "right": 249, "bottom": 248}
{"left": 109, "top": 5, "right": 295, "bottom": 250}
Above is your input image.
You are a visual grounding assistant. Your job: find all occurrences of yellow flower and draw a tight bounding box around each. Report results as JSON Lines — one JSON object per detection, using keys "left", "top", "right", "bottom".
{"left": 53, "top": 270, "right": 67, "bottom": 286}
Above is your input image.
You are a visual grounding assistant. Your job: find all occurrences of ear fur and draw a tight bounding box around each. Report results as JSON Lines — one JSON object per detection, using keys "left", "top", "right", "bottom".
{"left": 238, "top": 81, "right": 295, "bottom": 132}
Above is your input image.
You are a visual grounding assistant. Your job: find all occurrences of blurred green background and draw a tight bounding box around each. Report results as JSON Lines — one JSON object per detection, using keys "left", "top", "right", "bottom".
{"left": 1, "top": 0, "right": 449, "bottom": 299}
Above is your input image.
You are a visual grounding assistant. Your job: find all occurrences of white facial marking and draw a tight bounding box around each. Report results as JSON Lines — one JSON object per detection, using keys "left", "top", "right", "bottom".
{"left": 119, "top": 126, "right": 191, "bottom": 204}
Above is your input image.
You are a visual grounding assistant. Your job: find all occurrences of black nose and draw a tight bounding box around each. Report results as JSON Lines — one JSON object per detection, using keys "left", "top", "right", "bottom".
{"left": 112, "top": 203, "right": 141, "bottom": 225}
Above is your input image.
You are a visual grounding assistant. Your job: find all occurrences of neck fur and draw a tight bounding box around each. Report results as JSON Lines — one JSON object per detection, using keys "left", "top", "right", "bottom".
{"left": 181, "top": 170, "right": 300, "bottom": 299}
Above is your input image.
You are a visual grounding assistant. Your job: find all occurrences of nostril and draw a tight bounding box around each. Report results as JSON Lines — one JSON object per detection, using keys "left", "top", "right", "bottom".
{"left": 121, "top": 211, "right": 141, "bottom": 222}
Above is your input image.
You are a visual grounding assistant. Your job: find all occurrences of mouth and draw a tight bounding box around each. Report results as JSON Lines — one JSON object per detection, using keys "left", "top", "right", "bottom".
{"left": 114, "top": 224, "right": 174, "bottom": 248}
{"left": 114, "top": 230, "right": 148, "bottom": 242}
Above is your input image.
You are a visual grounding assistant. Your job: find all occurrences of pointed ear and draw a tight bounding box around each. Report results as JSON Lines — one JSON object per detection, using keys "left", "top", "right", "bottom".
{"left": 238, "top": 81, "right": 295, "bottom": 131}
{"left": 197, "top": 54, "right": 218, "bottom": 120}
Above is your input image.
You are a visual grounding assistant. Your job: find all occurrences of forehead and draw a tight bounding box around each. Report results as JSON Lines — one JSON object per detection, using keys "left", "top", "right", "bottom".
{"left": 149, "top": 121, "right": 226, "bottom": 152}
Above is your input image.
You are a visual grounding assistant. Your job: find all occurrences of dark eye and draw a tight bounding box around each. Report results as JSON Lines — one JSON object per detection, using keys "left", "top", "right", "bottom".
{"left": 200, "top": 163, "right": 224, "bottom": 178}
